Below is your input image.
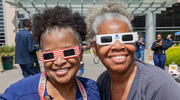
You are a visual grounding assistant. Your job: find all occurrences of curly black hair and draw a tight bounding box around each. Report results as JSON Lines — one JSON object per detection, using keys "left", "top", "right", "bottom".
{"left": 32, "top": 6, "right": 86, "bottom": 44}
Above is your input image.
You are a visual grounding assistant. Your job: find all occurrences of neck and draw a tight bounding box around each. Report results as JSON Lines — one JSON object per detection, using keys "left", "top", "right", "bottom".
{"left": 110, "top": 62, "right": 137, "bottom": 85}
{"left": 24, "top": 27, "right": 29, "bottom": 31}
{"left": 46, "top": 77, "right": 76, "bottom": 97}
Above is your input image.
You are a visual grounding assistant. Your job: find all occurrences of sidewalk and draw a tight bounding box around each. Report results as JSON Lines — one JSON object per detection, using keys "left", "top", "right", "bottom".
{"left": 0, "top": 64, "right": 23, "bottom": 94}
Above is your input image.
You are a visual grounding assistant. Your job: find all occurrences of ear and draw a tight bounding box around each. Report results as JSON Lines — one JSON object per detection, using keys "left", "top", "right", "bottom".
{"left": 90, "top": 40, "right": 98, "bottom": 56}
{"left": 80, "top": 45, "right": 85, "bottom": 61}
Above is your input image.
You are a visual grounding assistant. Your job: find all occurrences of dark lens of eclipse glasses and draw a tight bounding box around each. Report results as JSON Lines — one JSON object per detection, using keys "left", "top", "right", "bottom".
{"left": 122, "top": 34, "right": 133, "bottom": 41}
{"left": 63, "top": 49, "right": 75, "bottom": 56}
{"left": 43, "top": 52, "right": 54, "bottom": 60}
{"left": 101, "top": 36, "right": 112, "bottom": 43}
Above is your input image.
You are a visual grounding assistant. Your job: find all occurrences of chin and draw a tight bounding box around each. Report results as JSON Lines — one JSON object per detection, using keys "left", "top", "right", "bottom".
{"left": 47, "top": 71, "right": 75, "bottom": 85}
{"left": 56, "top": 76, "right": 72, "bottom": 84}
{"left": 55, "top": 73, "right": 76, "bottom": 84}
{"left": 106, "top": 58, "right": 133, "bottom": 74}
{"left": 109, "top": 65, "right": 129, "bottom": 74}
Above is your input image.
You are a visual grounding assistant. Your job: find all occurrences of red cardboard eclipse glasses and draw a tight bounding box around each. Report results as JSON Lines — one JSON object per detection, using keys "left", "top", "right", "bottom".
{"left": 38, "top": 45, "right": 81, "bottom": 63}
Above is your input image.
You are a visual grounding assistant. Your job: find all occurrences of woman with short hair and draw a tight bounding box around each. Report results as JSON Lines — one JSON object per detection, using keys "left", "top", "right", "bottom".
{"left": 1, "top": 6, "right": 100, "bottom": 100}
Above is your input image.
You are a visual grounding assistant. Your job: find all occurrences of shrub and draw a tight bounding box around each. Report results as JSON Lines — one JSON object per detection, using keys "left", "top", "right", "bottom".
{"left": 0, "top": 45, "right": 15, "bottom": 53}
{"left": 0, "top": 45, "right": 15, "bottom": 64}
{"left": 165, "top": 46, "right": 180, "bottom": 67}
{"left": 174, "top": 44, "right": 177, "bottom": 47}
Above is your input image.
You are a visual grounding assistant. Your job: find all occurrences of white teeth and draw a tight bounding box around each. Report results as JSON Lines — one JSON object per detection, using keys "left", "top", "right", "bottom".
{"left": 57, "top": 68, "right": 68, "bottom": 72}
{"left": 112, "top": 56, "right": 125, "bottom": 60}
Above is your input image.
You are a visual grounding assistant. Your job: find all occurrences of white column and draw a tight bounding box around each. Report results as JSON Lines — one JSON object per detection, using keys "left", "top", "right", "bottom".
{"left": 145, "top": 12, "right": 156, "bottom": 49}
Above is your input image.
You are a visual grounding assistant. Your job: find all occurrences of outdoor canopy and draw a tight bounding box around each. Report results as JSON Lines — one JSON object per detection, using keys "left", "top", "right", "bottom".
{"left": 175, "top": 31, "right": 180, "bottom": 35}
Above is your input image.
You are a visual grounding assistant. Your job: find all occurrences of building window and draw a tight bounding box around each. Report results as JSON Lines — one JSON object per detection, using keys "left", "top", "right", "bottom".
{"left": 0, "top": 0, "right": 4, "bottom": 46}
{"left": 156, "top": 3, "right": 180, "bottom": 27}
{"left": 18, "top": 13, "right": 25, "bottom": 30}
{"left": 18, "top": 14, "right": 24, "bottom": 18}
{"left": 132, "top": 15, "right": 145, "bottom": 27}
{"left": 0, "top": 25, "right": 4, "bottom": 28}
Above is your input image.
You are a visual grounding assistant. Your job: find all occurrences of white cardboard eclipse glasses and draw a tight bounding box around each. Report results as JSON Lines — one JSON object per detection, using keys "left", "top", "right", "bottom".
{"left": 94, "top": 32, "right": 138, "bottom": 45}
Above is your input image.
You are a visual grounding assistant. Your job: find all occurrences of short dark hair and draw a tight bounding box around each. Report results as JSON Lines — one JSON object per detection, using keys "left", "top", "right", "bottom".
{"left": 32, "top": 6, "right": 86, "bottom": 44}
{"left": 23, "top": 19, "right": 31, "bottom": 28}
{"left": 157, "top": 34, "right": 162, "bottom": 37}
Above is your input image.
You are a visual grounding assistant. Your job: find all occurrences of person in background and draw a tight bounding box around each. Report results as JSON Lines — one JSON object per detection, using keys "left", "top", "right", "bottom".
{"left": 135, "top": 32, "right": 146, "bottom": 61}
{"left": 135, "top": 34, "right": 139, "bottom": 58}
{"left": 15, "top": 19, "right": 40, "bottom": 78}
{"left": 86, "top": 2, "right": 180, "bottom": 100}
{"left": 166, "top": 34, "right": 173, "bottom": 48}
{"left": 151, "top": 34, "right": 168, "bottom": 70}
{"left": 0, "top": 6, "right": 100, "bottom": 100}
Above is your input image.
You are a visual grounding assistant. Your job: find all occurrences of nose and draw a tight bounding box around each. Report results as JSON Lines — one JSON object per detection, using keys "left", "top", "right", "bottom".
{"left": 53, "top": 56, "right": 67, "bottom": 67}
{"left": 111, "top": 40, "right": 125, "bottom": 52}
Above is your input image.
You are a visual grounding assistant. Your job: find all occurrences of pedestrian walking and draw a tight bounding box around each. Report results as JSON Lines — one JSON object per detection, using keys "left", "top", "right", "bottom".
{"left": 135, "top": 32, "right": 146, "bottom": 61}
{"left": 166, "top": 34, "right": 173, "bottom": 48}
{"left": 0, "top": 6, "right": 100, "bottom": 100}
{"left": 151, "top": 34, "right": 168, "bottom": 70}
{"left": 85, "top": 2, "right": 180, "bottom": 100}
{"left": 15, "top": 19, "right": 40, "bottom": 78}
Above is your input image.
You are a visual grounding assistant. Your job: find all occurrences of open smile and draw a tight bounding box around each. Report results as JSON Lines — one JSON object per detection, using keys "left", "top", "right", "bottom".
{"left": 54, "top": 67, "right": 72, "bottom": 76}
{"left": 109, "top": 55, "right": 128, "bottom": 63}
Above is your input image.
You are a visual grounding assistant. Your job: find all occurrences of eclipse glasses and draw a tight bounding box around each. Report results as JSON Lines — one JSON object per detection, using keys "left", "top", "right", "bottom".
{"left": 94, "top": 32, "right": 138, "bottom": 45}
{"left": 38, "top": 45, "right": 81, "bottom": 63}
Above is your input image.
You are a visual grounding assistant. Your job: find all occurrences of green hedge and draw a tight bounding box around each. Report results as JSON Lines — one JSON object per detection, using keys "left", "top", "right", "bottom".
{"left": 0, "top": 45, "right": 15, "bottom": 64}
{"left": 165, "top": 46, "right": 180, "bottom": 67}
{"left": 0, "top": 45, "right": 15, "bottom": 53}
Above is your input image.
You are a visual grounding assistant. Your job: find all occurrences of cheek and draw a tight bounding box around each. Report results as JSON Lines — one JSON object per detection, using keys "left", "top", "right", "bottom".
{"left": 44, "top": 62, "right": 53, "bottom": 70}
{"left": 126, "top": 44, "right": 136, "bottom": 53}
{"left": 96, "top": 45, "right": 110, "bottom": 57}
{"left": 65, "top": 56, "right": 81, "bottom": 69}
{"left": 67, "top": 57, "right": 81, "bottom": 72}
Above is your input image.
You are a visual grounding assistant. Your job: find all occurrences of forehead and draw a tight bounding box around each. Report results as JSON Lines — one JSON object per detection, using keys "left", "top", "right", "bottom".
{"left": 98, "top": 19, "right": 130, "bottom": 35}
{"left": 42, "top": 28, "right": 79, "bottom": 50}
{"left": 157, "top": 35, "right": 161, "bottom": 37}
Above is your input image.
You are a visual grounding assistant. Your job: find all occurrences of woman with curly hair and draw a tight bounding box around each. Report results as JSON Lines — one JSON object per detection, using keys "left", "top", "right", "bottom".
{"left": 0, "top": 6, "right": 100, "bottom": 100}
{"left": 85, "top": 2, "right": 180, "bottom": 100}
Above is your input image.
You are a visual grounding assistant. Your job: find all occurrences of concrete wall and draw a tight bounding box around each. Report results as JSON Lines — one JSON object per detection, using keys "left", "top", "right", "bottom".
{"left": 4, "top": 2, "right": 16, "bottom": 46}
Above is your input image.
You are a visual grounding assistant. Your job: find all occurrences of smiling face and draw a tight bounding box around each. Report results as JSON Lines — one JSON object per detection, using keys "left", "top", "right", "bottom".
{"left": 41, "top": 28, "right": 82, "bottom": 85}
{"left": 157, "top": 34, "right": 162, "bottom": 42}
{"left": 92, "top": 19, "right": 136, "bottom": 74}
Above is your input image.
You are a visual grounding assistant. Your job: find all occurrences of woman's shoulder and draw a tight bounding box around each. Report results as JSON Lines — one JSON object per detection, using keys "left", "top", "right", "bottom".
{"left": 135, "top": 59, "right": 177, "bottom": 85}
{"left": 77, "top": 77, "right": 101, "bottom": 100}
{"left": 77, "top": 76, "right": 98, "bottom": 90}
{"left": 97, "top": 70, "right": 109, "bottom": 85}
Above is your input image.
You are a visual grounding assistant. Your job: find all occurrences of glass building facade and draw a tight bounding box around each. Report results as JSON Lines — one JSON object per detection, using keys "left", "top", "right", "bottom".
{"left": 3, "top": 0, "right": 180, "bottom": 47}
{"left": 133, "top": 3, "right": 180, "bottom": 41}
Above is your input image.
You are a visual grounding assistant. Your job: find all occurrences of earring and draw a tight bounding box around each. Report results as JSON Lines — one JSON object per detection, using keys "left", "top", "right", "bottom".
{"left": 80, "top": 61, "right": 84, "bottom": 74}
{"left": 80, "top": 61, "right": 84, "bottom": 67}
{"left": 93, "top": 56, "right": 99, "bottom": 64}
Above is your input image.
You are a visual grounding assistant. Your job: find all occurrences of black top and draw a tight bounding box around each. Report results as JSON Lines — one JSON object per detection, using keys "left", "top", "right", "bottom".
{"left": 151, "top": 41, "right": 168, "bottom": 55}
{"left": 97, "top": 59, "right": 180, "bottom": 100}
